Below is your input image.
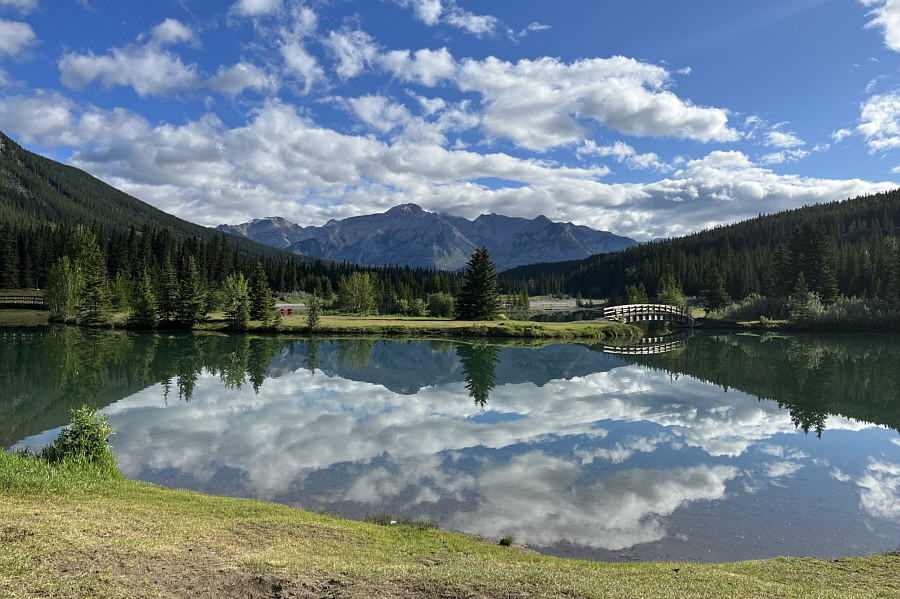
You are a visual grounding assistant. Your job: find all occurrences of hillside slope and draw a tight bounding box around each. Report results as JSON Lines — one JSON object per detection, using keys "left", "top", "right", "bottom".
{"left": 0, "top": 132, "right": 295, "bottom": 262}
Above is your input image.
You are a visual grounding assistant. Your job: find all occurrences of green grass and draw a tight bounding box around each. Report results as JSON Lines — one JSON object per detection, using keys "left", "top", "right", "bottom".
{"left": 0, "top": 310, "right": 50, "bottom": 326}
{"left": 231, "top": 314, "right": 643, "bottom": 340}
{"left": 1, "top": 451, "right": 898, "bottom": 599}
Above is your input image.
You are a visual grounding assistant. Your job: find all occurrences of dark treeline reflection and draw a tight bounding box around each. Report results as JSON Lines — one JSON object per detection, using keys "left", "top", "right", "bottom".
{"left": 614, "top": 332, "right": 900, "bottom": 436}
{"left": 5, "top": 327, "right": 900, "bottom": 449}
{"left": 1, "top": 327, "right": 284, "bottom": 447}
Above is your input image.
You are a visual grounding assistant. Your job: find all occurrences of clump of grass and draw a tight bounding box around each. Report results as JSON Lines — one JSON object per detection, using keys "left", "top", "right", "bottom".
{"left": 363, "top": 510, "right": 438, "bottom": 530}
{"left": 499, "top": 536, "right": 514, "bottom": 547}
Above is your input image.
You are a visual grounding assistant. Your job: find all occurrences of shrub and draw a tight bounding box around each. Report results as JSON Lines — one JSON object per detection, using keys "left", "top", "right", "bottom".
{"left": 499, "top": 536, "right": 514, "bottom": 546}
{"left": 39, "top": 406, "right": 120, "bottom": 477}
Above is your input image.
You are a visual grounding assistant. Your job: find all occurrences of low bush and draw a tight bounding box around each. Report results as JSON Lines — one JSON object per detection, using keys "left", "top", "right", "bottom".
{"left": 38, "top": 405, "right": 120, "bottom": 478}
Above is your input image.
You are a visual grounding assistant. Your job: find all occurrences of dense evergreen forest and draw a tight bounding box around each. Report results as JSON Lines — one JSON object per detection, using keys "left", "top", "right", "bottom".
{"left": 500, "top": 190, "right": 900, "bottom": 304}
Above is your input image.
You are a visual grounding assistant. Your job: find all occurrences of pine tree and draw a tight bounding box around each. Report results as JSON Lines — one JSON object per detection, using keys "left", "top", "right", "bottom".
{"left": 306, "top": 293, "right": 321, "bottom": 331}
{"left": 656, "top": 271, "right": 686, "bottom": 307}
{"left": 249, "top": 261, "right": 277, "bottom": 323}
{"left": 456, "top": 246, "right": 500, "bottom": 320}
{"left": 703, "top": 268, "right": 732, "bottom": 312}
{"left": 129, "top": 269, "right": 157, "bottom": 328}
{"left": 157, "top": 257, "right": 179, "bottom": 322}
{"left": 177, "top": 256, "right": 207, "bottom": 326}
{"left": 222, "top": 272, "right": 250, "bottom": 330}
{"left": 78, "top": 235, "right": 110, "bottom": 326}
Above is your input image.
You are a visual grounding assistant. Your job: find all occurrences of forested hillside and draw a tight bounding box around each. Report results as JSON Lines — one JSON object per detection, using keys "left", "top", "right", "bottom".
{"left": 0, "top": 133, "right": 461, "bottom": 324}
{"left": 500, "top": 190, "right": 900, "bottom": 303}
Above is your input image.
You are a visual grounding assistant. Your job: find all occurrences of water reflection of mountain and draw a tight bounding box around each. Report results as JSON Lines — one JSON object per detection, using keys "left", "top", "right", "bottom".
{"left": 615, "top": 332, "right": 900, "bottom": 434}
{"left": 5, "top": 327, "right": 900, "bottom": 449}
{"left": 279, "top": 339, "right": 626, "bottom": 395}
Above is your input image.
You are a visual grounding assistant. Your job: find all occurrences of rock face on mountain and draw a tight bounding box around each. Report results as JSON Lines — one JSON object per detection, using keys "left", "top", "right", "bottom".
{"left": 217, "top": 204, "right": 635, "bottom": 271}
{"left": 215, "top": 217, "right": 309, "bottom": 249}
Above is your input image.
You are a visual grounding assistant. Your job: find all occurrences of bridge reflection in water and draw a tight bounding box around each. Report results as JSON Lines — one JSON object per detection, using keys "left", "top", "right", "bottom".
{"left": 603, "top": 330, "right": 695, "bottom": 355}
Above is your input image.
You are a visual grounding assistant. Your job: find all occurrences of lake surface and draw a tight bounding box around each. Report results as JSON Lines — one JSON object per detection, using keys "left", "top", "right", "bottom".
{"left": 3, "top": 327, "right": 900, "bottom": 563}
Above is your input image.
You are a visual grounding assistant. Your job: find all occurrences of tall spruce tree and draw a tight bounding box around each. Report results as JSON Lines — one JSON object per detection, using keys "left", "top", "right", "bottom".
{"left": 177, "top": 256, "right": 206, "bottom": 326}
{"left": 457, "top": 246, "right": 500, "bottom": 320}
{"left": 249, "top": 261, "right": 277, "bottom": 323}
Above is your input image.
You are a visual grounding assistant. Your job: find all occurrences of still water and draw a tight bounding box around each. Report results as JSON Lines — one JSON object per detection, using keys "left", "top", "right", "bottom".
{"left": 3, "top": 327, "right": 900, "bottom": 563}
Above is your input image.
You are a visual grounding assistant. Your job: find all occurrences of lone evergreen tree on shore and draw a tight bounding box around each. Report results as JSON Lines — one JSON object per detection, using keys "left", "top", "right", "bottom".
{"left": 457, "top": 246, "right": 500, "bottom": 320}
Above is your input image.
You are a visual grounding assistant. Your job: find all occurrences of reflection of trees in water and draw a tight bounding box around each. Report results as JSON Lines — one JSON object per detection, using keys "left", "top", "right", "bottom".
{"left": 617, "top": 333, "right": 900, "bottom": 435}
{"left": 456, "top": 342, "right": 501, "bottom": 407}
{"left": 303, "top": 338, "right": 321, "bottom": 373}
{"left": 336, "top": 338, "right": 375, "bottom": 369}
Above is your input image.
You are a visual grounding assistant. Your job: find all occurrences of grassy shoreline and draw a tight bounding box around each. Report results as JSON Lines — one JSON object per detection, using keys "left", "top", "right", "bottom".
{"left": 0, "top": 309, "right": 643, "bottom": 340}
{"left": 1, "top": 453, "right": 898, "bottom": 599}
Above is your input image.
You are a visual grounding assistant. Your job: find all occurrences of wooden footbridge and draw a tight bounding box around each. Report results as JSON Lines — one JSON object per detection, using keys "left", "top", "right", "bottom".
{"left": 602, "top": 303, "right": 694, "bottom": 327}
{"left": 0, "top": 294, "right": 46, "bottom": 309}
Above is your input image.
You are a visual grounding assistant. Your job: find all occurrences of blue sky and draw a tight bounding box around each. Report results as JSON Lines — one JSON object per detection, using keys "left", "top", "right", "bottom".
{"left": 2, "top": 0, "right": 900, "bottom": 240}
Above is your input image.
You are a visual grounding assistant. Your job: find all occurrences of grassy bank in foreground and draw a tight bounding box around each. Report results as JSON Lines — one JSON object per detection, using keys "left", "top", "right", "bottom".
{"left": 1, "top": 454, "right": 898, "bottom": 599}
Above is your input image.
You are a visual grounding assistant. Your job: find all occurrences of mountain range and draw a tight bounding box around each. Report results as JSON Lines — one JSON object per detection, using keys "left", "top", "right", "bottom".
{"left": 217, "top": 204, "right": 636, "bottom": 271}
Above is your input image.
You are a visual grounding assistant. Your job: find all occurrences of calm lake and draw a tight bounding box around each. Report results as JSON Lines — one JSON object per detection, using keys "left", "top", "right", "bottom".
{"left": 3, "top": 327, "right": 900, "bottom": 563}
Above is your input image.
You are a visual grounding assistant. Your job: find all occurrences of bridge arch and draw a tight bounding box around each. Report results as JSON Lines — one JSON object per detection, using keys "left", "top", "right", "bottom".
{"left": 602, "top": 303, "right": 694, "bottom": 327}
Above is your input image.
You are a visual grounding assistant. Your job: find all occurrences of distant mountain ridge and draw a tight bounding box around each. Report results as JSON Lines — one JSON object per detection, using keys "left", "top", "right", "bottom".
{"left": 217, "top": 204, "right": 636, "bottom": 271}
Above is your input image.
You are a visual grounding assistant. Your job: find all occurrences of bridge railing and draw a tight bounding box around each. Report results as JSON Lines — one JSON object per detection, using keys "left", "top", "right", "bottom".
{"left": 602, "top": 303, "right": 691, "bottom": 320}
{"left": 0, "top": 294, "right": 46, "bottom": 307}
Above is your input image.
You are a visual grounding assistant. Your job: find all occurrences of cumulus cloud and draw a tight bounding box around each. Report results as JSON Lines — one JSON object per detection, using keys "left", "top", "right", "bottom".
{"left": 379, "top": 47, "right": 456, "bottom": 86}
{"left": 860, "top": 0, "right": 900, "bottom": 51}
{"left": 0, "top": 18, "right": 36, "bottom": 57}
{"left": 858, "top": 91, "right": 900, "bottom": 151}
{"left": 764, "top": 129, "right": 805, "bottom": 148}
{"left": 58, "top": 20, "right": 269, "bottom": 97}
{"left": 453, "top": 55, "right": 738, "bottom": 150}
{"left": 150, "top": 18, "right": 194, "bottom": 46}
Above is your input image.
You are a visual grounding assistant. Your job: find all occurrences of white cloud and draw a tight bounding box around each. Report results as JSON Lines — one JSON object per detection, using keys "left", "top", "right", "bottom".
{"left": 208, "top": 62, "right": 272, "bottom": 95}
{"left": 379, "top": 47, "right": 457, "bottom": 86}
{"left": 832, "top": 128, "right": 852, "bottom": 143}
{"left": 2, "top": 89, "right": 893, "bottom": 239}
{"left": 454, "top": 56, "right": 738, "bottom": 150}
{"left": 0, "top": 18, "right": 36, "bottom": 57}
{"left": 859, "top": 91, "right": 900, "bottom": 151}
{"left": 764, "top": 129, "right": 804, "bottom": 148}
{"left": 325, "top": 29, "right": 379, "bottom": 80}
{"left": 760, "top": 149, "right": 811, "bottom": 164}
{"left": 445, "top": 7, "right": 498, "bottom": 36}
{"left": 0, "top": 0, "right": 38, "bottom": 14}
{"left": 860, "top": 0, "right": 900, "bottom": 51}
{"left": 517, "top": 22, "right": 551, "bottom": 39}
{"left": 150, "top": 18, "right": 194, "bottom": 46}
{"left": 398, "top": 0, "right": 499, "bottom": 36}
{"left": 398, "top": 0, "right": 442, "bottom": 26}
{"left": 231, "top": 0, "right": 282, "bottom": 17}
{"left": 58, "top": 20, "right": 267, "bottom": 97}
{"left": 856, "top": 460, "right": 900, "bottom": 519}
{"left": 278, "top": 6, "right": 323, "bottom": 93}
{"left": 577, "top": 140, "right": 666, "bottom": 171}
{"left": 59, "top": 44, "right": 200, "bottom": 96}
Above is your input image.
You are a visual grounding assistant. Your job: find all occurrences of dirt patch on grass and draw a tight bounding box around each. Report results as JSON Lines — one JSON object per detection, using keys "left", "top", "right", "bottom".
{"left": 40, "top": 542, "right": 349, "bottom": 598}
